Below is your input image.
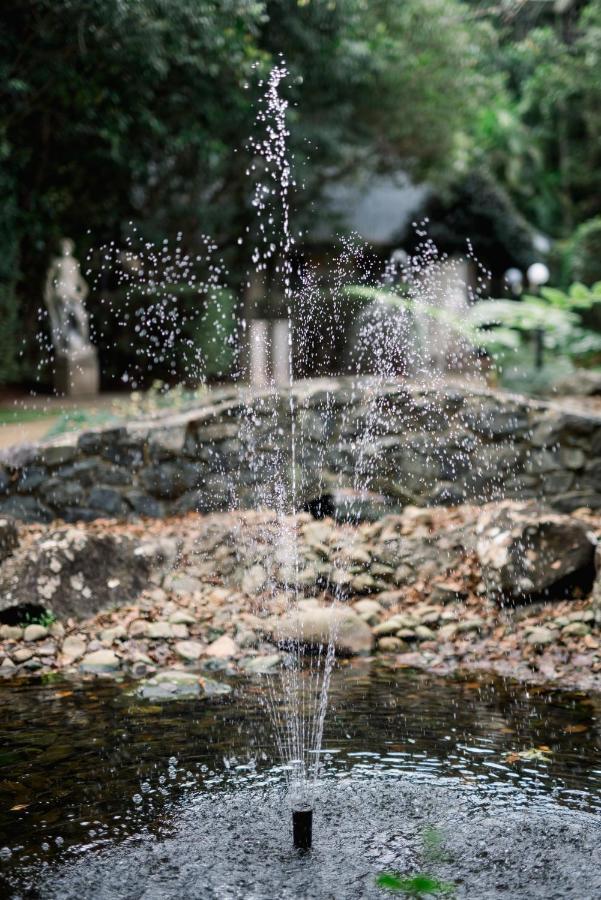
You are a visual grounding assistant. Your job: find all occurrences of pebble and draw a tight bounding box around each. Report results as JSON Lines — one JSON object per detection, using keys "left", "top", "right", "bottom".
{"left": 168, "top": 611, "right": 196, "bottom": 625}
{"left": 240, "top": 654, "right": 281, "bottom": 673}
{"left": 562, "top": 622, "right": 590, "bottom": 637}
{"left": 100, "top": 625, "right": 127, "bottom": 643}
{"left": 13, "top": 648, "right": 33, "bottom": 663}
{"left": 174, "top": 640, "right": 204, "bottom": 661}
{"left": 527, "top": 626, "right": 554, "bottom": 646}
{"left": 171, "top": 624, "right": 189, "bottom": 639}
{"left": 377, "top": 636, "right": 405, "bottom": 652}
{"left": 415, "top": 625, "right": 436, "bottom": 641}
{"left": 23, "top": 624, "right": 48, "bottom": 642}
{"left": 437, "top": 623, "right": 459, "bottom": 641}
{"left": 457, "top": 618, "right": 485, "bottom": 634}
{"left": 49, "top": 621, "right": 65, "bottom": 639}
{"left": 206, "top": 634, "right": 238, "bottom": 659}
{"left": 128, "top": 619, "right": 149, "bottom": 637}
{"left": 62, "top": 635, "right": 87, "bottom": 660}
{"left": 353, "top": 599, "right": 382, "bottom": 619}
{"left": 80, "top": 649, "right": 121, "bottom": 673}
{"left": 147, "top": 622, "right": 173, "bottom": 640}
{"left": 0, "top": 625, "right": 23, "bottom": 641}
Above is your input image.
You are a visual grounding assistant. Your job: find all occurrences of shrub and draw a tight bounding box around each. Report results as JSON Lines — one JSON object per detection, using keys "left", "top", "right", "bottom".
{"left": 570, "top": 217, "right": 601, "bottom": 286}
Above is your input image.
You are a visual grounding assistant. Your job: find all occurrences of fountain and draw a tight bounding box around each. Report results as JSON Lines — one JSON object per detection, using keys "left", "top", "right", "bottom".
{"left": 1, "top": 64, "right": 601, "bottom": 899}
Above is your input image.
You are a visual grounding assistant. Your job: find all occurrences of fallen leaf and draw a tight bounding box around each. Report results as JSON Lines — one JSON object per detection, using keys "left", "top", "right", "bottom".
{"left": 504, "top": 746, "right": 552, "bottom": 764}
{"left": 10, "top": 803, "right": 30, "bottom": 811}
{"left": 563, "top": 724, "right": 588, "bottom": 734}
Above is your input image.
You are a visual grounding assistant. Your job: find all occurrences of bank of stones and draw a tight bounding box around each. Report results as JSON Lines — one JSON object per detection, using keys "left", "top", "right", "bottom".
{"left": 2, "top": 379, "right": 601, "bottom": 525}
{"left": 1, "top": 503, "right": 600, "bottom": 693}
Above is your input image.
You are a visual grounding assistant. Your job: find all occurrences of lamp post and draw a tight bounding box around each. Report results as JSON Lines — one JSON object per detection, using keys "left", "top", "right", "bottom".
{"left": 527, "top": 263, "right": 550, "bottom": 370}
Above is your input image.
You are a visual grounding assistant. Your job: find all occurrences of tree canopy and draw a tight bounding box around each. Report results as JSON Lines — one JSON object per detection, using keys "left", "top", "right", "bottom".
{"left": 1, "top": 0, "right": 600, "bottom": 384}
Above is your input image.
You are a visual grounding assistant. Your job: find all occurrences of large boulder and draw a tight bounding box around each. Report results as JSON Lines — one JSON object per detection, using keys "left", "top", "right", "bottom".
{"left": 0, "top": 526, "right": 153, "bottom": 620}
{"left": 270, "top": 604, "right": 373, "bottom": 656}
{"left": 475, "top": 501, "right": 595, "bottom": 603}
{"left": 0, "top": 517, "right": 18, "bottom": 564}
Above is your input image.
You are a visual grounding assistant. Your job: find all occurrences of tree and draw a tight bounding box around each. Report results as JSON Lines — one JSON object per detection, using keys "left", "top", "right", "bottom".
{"left": 0, "top": 0, "right": 495, "bottom": 385}
{"left": 470, "top": 0, "right": 601, "bottom": 239}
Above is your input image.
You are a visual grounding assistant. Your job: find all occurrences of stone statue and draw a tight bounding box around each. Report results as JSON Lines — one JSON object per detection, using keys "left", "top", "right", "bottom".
{"left": 44, "top": 238, "right": 99, "bottom": 396}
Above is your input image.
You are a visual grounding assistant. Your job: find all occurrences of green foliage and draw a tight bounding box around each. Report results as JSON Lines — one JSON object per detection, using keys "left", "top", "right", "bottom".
{"left": 348, "top": 280, "right": 601, "bottom": 372}
{"left": 470, "top": 282, "right": 601, "bottom": 364}
{"left": 0, "top": 0, "right": 501, "bottom": 388}
{"left": 22, "top": 610, "right": 56, "bottom": 628}
{"left": 569, "top": 217, "right": 601, "bottom": 286}
{"left": 375, "top": 872, "right": 455, "bottom": 897}
{"left": 0, "top": 166, "right": 22, "bottom": 382}
{"left": 90, "top": 284, "right": 236, "bottom": 386}
{"left": 472, "top": 0, "right": 601, "bottom": 238}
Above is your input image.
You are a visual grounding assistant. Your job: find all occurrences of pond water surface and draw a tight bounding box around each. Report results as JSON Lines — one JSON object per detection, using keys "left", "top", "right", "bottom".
{"left": 1, "top": 662, "right": 600, "bottom": 898}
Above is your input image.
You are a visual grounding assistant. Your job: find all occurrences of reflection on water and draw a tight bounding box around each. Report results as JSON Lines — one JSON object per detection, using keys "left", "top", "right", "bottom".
{"left": 0, "top": 662, "right": 599, "bottom": 896}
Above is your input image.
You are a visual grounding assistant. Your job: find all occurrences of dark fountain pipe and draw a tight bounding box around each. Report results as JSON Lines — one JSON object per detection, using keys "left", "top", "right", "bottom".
{"left": 292, "top": 806, "right": 313, "bottom": 851}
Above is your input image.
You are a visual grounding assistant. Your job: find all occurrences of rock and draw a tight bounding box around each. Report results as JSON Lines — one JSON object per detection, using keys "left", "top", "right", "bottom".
{"left": 205, "top": 634, "right": 238, "bottom": 658}
{"left": 0, "top": 657, "right": 16, "bottom": 670}
{"left": 168, "top": 611, "right": 196, "bottom": 625}
{"left": 100, "top": 625, "right": 127, "bottom": 643}
{"left": 352, "top": 598, "right": 382, "bottom": 625}
{"left": 377, "top": 636, "right": 405, "bottom": 652}
{"left": 239, "top": 654, "right": 281, "bottom": 674}
{"left": 526, "top": 626, "right": 554, "bottom": 646}
{"left": 235, "top": 628, "right": 258, "bottom": 649}
{"left": 128, "top": 619, "right": 149, "bottom": 637}
{"left": 62, "top": 635, "right": 87, "bottom": 660}
{"left": 430, "top": 584, "right": 467, "bottom": 604}
{"left": 0, "top": 527, "right": 152, "bottom": 620}
{"left": 175, "top": 640, "right": 204, "bottom": 661}
{"left": 475, "top": 501, "right": 595, "bottom": 602}
{"left": 437, "top": 623, "right": 459, "bottom": 641}
{"left": 0, "top": 624, "right": 23, "bottom": 641}
{"left": 80, "top": 649, "right": 121, "bottom": 673}
{"left": 163, "top": 572, "right": 202, "bottom": 596}
{"left": 241, "top": 565, "right": 267, "bottom": 595}
{"left": 135, "top": 669, "right": 231, "bottom": 701}
{"left": 147, "top": 622, "right": 173, "bottom": 640}
{"left": 49, "top": 621, "right": 65, "bottom": 639}
{"left": 457, "top": 618, "right": 485, "bottom": 634}
{"left": 0, "top": 517, "right": 18, "bottom": 563}
{"left": 350, "top": 574, "right": 377, "bottom": 594}
{"left": 12, "top": 647, "right": 33, "bottom": 663}
{"left": 23, "top": 624, "right": 48, "bottom": 642}
{"left": 554, "top": 370, "right": 601, "bottom": 396}
{"left": 372, "top": 618, "right": 403, "bottom": 637}
{"left": 562, "top": 621, "right": 590, "bottom": 637}
{"left": 396, "top": 628, "right": 417, "bottom": 641}
{"left": 23, "top": 658, "right": 42, "bottom": 670}
{"left": 415, "top": 625, "right": 436, "bottom": 641}
{"left": 136, "top": 669, "right": 202, "bottom": 700}
{"left": 171, "top": 624, "right": 189, "bottom": 639}
{"left": 271, "top": 606, "right": 373, "bottom": 656}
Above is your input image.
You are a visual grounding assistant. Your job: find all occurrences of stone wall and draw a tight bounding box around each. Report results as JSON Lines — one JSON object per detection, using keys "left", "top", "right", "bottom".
{"left": 1, "top": 378, "right": 600, "bottom": 523}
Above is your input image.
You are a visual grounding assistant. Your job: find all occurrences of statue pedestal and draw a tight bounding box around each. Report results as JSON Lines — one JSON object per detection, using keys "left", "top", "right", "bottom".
{"left": 55, "top": 348, "right": 100, "bottom": 397}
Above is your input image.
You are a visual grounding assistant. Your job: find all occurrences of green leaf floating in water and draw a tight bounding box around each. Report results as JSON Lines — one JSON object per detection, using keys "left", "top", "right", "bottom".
{"left": 376, "top": 872, "right": 455, "bottom": 896}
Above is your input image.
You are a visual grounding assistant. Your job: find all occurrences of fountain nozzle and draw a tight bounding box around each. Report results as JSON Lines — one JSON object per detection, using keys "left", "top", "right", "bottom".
{"left": 292, "top": 806, "right": 312, "bottom": 851}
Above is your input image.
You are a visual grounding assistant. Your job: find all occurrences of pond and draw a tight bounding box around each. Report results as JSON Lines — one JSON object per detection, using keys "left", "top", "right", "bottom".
{"left": 1, "top": 663, "right": 599, "bottom": 898}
